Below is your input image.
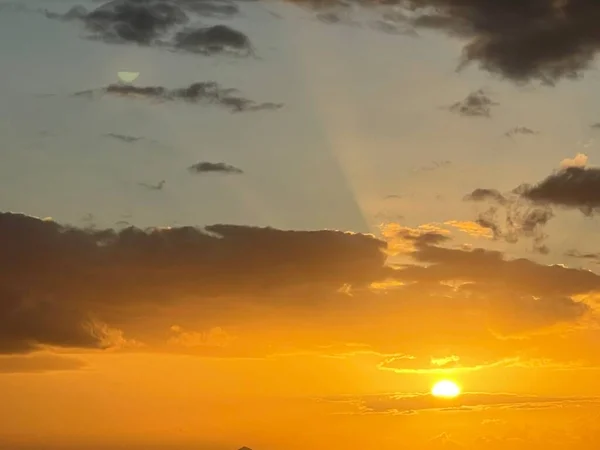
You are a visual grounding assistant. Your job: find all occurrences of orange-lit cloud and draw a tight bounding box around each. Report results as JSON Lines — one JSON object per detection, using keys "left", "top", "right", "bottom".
{"left": 1, "top": 211, "right": 598, "bottom": 377}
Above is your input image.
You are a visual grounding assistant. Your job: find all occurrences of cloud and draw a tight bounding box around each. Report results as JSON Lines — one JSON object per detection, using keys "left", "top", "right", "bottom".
{"left": 1, "top": 211, "right": 598, "bottom": 365}
{"left": 464, "top": 188, "right": 508, "bottom": 205}
{"left": 0, "top": 212, "right": 387, "bottom": 354}
{"left": 518, "top": 166, "right": 600, "bottom": 215}
{"left": 321, "top": 392, "right": 600, "bottom": 415}
{"left": 447, "top": 90, "right": 498, "bottom": 118}
{"left": 464, "top": 188, "right": 553, "bottom": 253}
{"left": 380, "top": 223, "right": 451, "bottom": 254}
{"left": 560, "top": 152, "right": 588, "bottom": 169}
{"left": 0, "top": 286, "right": 119, "bottom": 354}
{"left": 173, "top": 25, "right": 254, "bottom": 55}
{"left": 188, "top": 162, "right": 244, "bottom": 175}
{"left": 45, "top": 0, "right": 189, "bottom": 45}
{"left": 45, "top": 0, "right": 245, "bottom": 53}
{"left": 400, "top": 0, "right": 600, "bottom": 85}
{"left": 74, "top": 81, "right": 283, "bottom": 113}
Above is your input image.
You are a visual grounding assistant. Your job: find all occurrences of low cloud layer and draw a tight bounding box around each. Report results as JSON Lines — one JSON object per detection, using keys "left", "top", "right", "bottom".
{"left": 1, "top": 212, "right": 598, "bottom": 373}
{"left": 322, "top": 392, "right": 600, "bottom": 415}
{"left": 74, "top": 81, "right": 283, "bottom": 112}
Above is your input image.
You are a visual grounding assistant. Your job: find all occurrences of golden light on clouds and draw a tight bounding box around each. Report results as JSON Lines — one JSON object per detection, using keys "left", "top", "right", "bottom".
{"left": 444, "top": 220, "right": 494, "bottom": 239}
{"left": 431, "top": 380, "right": 461, "bottom": 398}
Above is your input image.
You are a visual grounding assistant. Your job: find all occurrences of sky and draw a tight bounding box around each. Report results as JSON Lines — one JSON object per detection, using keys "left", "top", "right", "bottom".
{"left": 3, "top": 0, "right": 600, "bottom": 449}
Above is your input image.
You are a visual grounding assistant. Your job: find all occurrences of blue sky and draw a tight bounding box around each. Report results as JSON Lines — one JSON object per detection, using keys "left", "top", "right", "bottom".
{"left": 2, "top": 0, "right": 600, "bottom": 248}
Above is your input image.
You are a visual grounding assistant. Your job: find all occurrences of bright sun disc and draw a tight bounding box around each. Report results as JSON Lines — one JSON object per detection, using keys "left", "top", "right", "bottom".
{"left": 431, "top": 380, "right": 461, "bottom": 398}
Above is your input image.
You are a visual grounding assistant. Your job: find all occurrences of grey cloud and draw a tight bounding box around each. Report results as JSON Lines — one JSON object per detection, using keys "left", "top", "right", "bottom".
{"left": 400, "top": 0, "right": 600, "bottom": 85}
{"left": 0, "top": 210, "right": 597, "bottom": 358}
{"left": 45, "top": 0, "right": 244, "bottom": 51}
{"left": 397, "top": 244, "right": 600, "bottom": 299}
{"left": 447, "top": 90, "right": 498, "bottom": 118}
{"left": 188, "top": 162, "right": 244, "bottom": 175}
{"left": 518, "top": 166, "right": 600, "bottom": 215}
{"left": 173, "top": 25, "right": 254, "bottom": 55}
{"left": 74, "top": 81, "right": 283, "bottom": 113}
{"left": 0, "top": 287, "right": 112, "bottom": 354}
{"left": 0, "top": 212, "right": 388, "bottom": 353}
{"left": 464, "top": 188, "right": 553, "bottom": 253}
{"left": 464, "top": 188, "right": 508, "bottom": 205}
{"left": 45, "top": 0, "right": 189, "bottom": 45}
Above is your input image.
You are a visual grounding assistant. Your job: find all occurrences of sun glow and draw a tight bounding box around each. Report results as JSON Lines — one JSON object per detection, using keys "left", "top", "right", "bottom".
{"left": 431, "top": 380, "right": 461, "bottom": 398}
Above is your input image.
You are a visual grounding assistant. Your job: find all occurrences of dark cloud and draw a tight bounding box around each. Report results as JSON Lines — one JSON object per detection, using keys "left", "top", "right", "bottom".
{"left": 591, "top": 123, "right": 600, "bottom": 129}
{"left": 74, "top": 81, "right": 283, "bottom": 113}
{"left": 505, "top": 126, "right": 539, "bottom": 138}
{"left": 188, "top": 162, "right": 244, "bottom": 175}
{"left": 45, "top": 0, "right": 189, "bottom": 45}
{"left": 394, "top": 229, "right": 450, "bottom": 248}
{"left": 399, "top": 0, "right": 600, "bottom": 85}
{"left": 174, "top": 25, "right": 254, "bottom": 55}
{"left": 321, "top": 392, "right": 600, "bottom": 415}
{"left": 518, "top": 166, "right": 600, "bottom": 215}
{"left": 464, "top": 188, "right": 508, "bottom": 205}
{"left": 0, "top": 286, "right": 113, "bottom": 354}
{"left": 44, "top": 0, "right": 243, "bottom": 51}
{"left": 397, "top": 242, "right": 600, "bottom": 299}
{"left": 0, "top": 212, "right": 387, "bottom": 353}
{"left": 105, "top": 132, "right": 142, "bottom": 143}
{"left": 1, "top": 210, "right": 598, "bottom": 360}
{"left": 465, "top": 188, "right": 554, "bottom": 253}
{"left": 447, "top": 90, "right": 498, "bottom": 118}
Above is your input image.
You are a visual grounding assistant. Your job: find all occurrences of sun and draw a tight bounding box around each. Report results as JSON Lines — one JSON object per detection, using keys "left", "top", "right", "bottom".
{"left": 431, "top": 380, "right": 461, "bottom": 398}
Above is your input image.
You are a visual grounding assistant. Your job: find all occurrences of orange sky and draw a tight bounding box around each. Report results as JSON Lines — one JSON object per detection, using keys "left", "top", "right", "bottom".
{"left": 2, "top": 212, "right": 600, "bottom": 449}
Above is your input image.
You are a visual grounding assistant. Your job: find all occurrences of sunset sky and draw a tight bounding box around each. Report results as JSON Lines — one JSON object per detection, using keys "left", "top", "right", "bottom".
{"left": 2, "top": 0, "right": 600, "bottom": 449}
